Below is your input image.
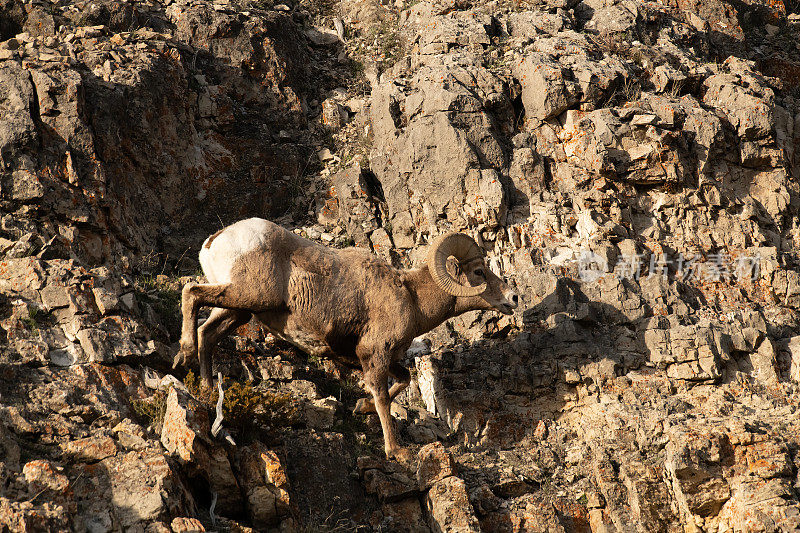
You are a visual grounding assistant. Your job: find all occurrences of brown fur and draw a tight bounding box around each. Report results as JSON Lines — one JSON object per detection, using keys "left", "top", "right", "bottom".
{"left": 175, "top": 219, "right": 518, "bottom": 459}
{"left": 203, "top": 228, "right": 225, "bottom": 248}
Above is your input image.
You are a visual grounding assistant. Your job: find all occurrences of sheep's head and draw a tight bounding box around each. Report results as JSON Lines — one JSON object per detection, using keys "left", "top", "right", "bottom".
{"left": 427, "top": 233, "right": 519, "bottom": 315}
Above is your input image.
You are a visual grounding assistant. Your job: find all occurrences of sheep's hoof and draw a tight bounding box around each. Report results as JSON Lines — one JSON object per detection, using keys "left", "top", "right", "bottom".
{"left": 353, "top": 398, "right": 376, "bottom": 415}
{"left": 172, "top": 346, "right": 194, "bottom": 369}
{"left": 387, "top": 447, "right": 414, "bottom": 467}
{"left": 172, "top": 351, "right": 186, "bottom": 369}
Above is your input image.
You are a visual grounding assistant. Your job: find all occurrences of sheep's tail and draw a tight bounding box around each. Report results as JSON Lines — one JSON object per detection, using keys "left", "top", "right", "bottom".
{"left": 203, "top": 228, "right": 225, "bottom": 249}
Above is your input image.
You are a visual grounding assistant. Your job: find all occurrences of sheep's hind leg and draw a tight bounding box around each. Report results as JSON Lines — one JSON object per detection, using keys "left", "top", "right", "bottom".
{"left": 197, "top": 307, "right": 252, "bottom": 388}
{"left": 354, "top": 363, "right": 410, "bottom": 415}
{"left": 175, "top": 282, "right": 236, "bottom": 371}
{"left": 175, "top": 282, "right": 202, "bottom": 369}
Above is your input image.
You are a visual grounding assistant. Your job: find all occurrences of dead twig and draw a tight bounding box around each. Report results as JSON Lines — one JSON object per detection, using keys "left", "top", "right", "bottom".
{"left": 211, "top": 372, "right": 236, "bottom": 446}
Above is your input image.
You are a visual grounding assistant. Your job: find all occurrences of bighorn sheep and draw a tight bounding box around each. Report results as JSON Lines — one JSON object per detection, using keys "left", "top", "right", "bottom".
{"left": 174, "top": 218, "right": 518, "bottom": 460}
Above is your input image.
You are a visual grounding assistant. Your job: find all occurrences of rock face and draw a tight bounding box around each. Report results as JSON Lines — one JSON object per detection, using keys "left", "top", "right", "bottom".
{"left": 370, "top": 51, "right": 514, "bottom": 245}
{"left": 0, "top": 0, "right": 315, "bottom": 268}
{"left": 0, "top": 363, "right": 195, "bottom": 532}
{"left": 2, "top": 0, "right": 800, "bottom": 530}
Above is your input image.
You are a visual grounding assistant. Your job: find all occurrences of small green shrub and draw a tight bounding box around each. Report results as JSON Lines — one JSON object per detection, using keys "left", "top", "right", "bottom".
{"left": 349, "top": 59, "right": 365, "bottom": 76}
{"left": 224, "top": 380, "right": 270, "bottom": 428}
{"left": 184, "top": 371, "right": 301, "bottom": 430}
{"left": 22, "top": 308, "right": 40, "bottom": 332}
{"left": 336, "top": 236, "right": 356, "bottom": 248}
{"left": 135, "top": 275, "right": 183, "bottom": 340}
{"left": 131, "top": 390, "right": 167, "bottom": 429}
{"left": 21, "top": 307, "right": 52, "bottom": 333}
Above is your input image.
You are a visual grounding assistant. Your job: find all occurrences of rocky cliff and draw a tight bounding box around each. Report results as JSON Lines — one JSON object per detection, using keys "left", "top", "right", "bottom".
{"left": 1, "top": 0, "right": 800, "bottom": 531}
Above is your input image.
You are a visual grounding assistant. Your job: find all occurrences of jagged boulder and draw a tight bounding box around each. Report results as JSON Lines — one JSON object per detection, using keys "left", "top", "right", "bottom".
{"left": 425, "top": 476, "right": 481, "bottom": 532}
{"left": 160, "top": 388, "right": 243, "bottom": 514}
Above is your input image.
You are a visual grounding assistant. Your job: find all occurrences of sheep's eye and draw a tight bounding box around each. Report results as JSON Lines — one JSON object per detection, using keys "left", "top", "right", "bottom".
{"left": 474, "top": 268, "right": 484, "bottom": 277}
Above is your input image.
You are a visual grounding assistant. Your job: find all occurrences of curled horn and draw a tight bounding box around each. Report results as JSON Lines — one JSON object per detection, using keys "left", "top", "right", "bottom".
{"left": 427, "top": 233, "right": 487, "bottom": 297}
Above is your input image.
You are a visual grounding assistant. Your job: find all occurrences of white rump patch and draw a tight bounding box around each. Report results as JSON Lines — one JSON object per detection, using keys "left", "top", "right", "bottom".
{"left": 199, "top": 218, "right": 272, "bottom": 284}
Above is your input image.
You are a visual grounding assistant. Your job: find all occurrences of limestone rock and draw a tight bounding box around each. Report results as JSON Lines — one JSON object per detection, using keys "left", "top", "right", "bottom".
{"left": 703, "top": 58, "right": 774, "bottom": 141}
{"left": 304, "top": 27, "right": 340, "bottom": 46}
{"left": 360, "top": 458, "right": 418, "bottom": 503}
{"left": 317, "top": 164, "right": 384, "bottom": 246}
{"left": 425, "top": 476, "right": 480, "bottom": 532}
{"left": 370, "top": 53, "right": 513, "bottom": 238}
{"left": 0, "top": 0, "right": 799, "bottom": 529}
{"left": 235, "top": 442, "right": 294, "bottom": 527}
{"left": 304, "top": 396, "right": 341, "bottom": 430}
{"left": 160, "top": 388, "right": 242, "bottom": 514}
{"left": 786, "top": 336, "right": 800, "bottom": 382}
{"left": 416, "top": 442, "right": 458, "bottom": 490}
{"left": 0, "top": 62, "right": 37, "bottom": 156}
{"left": 371, "top": 498, "right": 430, "bottom": 532}
{"left": 64, "top": 435, "right": 117, "bottom": 463}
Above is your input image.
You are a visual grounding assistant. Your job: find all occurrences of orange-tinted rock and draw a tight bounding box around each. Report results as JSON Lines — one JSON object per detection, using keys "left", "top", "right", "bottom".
{"left": 0, "top": 498, "right": 72, "bottom": 532}
{"left": 22, "top": 459, "right": 75, "bottom": 515}
{"left": 509, "top": 499, "right": 566, "bottom": 533}
{"left": 64, "top": 435, "right": 117, "bottom": 463}
{"left": 236, "top": 442, "right": 294, "bottom": 527}
{"left": 416, "top": 442, "right": 458, "bottom": 490}
{"left": 171, "top": 517, "right": 206, "bottom": 532}
{"left": 425, "top": 476, "right": 480, "bottom": 532}
{"left": 160, "top": 387, "right": 243, "bottom": 514}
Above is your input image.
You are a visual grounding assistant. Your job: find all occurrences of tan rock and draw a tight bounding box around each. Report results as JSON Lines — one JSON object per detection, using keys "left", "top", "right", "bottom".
{"left": 10, "top": 170, "right": 44, "bottom": 201}
{"left": 321, "top": 98, "right": 348, "bottom": 130}
{"left": 363, "top": 468, "right": 418, "bottom": 503}
{"left": 416, "top": 442, "right": 458, "bottom": 490}
{"left": 371, "top": 498, "right": 430, "bottom": 532}
{"left": 749, "top": 338, "right": 779, "bottom": 384}
{"left": 0, "top": 498, "right": 72, "bottom": 532}
{"left": 425, "top": 476, "right": 479, "bottom": 532}
{"left": 22, "top": 459, "right": 72, "bottom": 499}
{"left": 588, "top": 508, "right": 615, "bottom": 533}
{"left": 304, "top": 27, "right": 340, "bottom": 45}
{"left": 787, "top": 336, "right": 800, "bottom": 382}
{"left": 171, "top": 517, "right": 205, "bottom": 532}
{"left": 236, "top": 442, "right": 293, "bottom": 526}
{"left": 161, "top": 388, "right": 243, "bottom": 513}
{"left": 39, "top": 283, "right": 71, "bottom": 311}
{"left": 736, "top": 440, "right": 792, "bottom": 479}
{"left": 304, "top": 396, "right": 341, "bottom": 430}
{"left": 64, "top": 435, "right": 117, "bottom": 463}
{"left": 702, "top": 60, "right": 774, "bottom": 141}
{"left": 92, "top": 286, "right": 119, "bottom": 314}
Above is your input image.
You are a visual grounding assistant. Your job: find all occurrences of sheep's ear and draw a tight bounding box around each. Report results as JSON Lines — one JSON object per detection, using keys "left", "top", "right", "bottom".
{"left": 445, "top": 256, "right": 462, "bottom": 277}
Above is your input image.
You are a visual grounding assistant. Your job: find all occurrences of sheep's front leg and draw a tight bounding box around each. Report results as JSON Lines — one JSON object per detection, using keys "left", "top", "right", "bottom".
{"left": 364, "top": 367, "right": 412, "bottom": 463}
{"left": 364, "top": 370, "right": 398, "bottom": 457}
{"left": 354, "top": 363, "right": 410, "bottom": 415}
